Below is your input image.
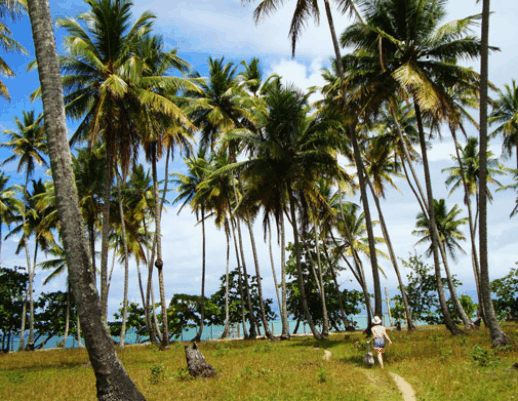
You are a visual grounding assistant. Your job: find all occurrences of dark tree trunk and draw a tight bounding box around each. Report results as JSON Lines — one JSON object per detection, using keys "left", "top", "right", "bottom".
{"left": 184, "top": 342, "right": 217, "bottom": 378}
{"left": 26, "top": 0, "right": 146, "bottom": 398}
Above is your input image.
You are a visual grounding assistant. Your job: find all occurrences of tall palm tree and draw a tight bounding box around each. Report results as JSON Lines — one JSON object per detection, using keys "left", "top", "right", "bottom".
{"left": 1, "top": 110, "right": 47, "bottom": 350}
{"left": 27, "top": 0, "right": 146, "bottom": 395}
{"left": 489, "top": 80, "right": 518, "bottom": 170}
{"left": 172, "top": 149, "right": 212, "bottom": 341}
{"left": 0, "top": 0, "right": 27, "bottom": 101}
{"left": 0, "top": 172, "right": 22, "bottom": 262}
{"left": 341, "top": 0, "right": 485, "bottom": 335}
{"left": 244, "top": 0, "right": 385, "bottom": 321}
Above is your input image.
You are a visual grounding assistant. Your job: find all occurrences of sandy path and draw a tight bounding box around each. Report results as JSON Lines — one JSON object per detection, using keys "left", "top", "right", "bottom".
{"left": 388, "top": 372, "right": 416, "bottom": 401}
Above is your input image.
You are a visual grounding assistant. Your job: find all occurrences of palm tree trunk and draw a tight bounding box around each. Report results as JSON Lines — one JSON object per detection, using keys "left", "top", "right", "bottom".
{"left": 322, "top": 0, "right": 382, "bottom": 318}
{"left": 289, "top": 194, "right": 321, "bottom": 340}
{"left": 115, "top": 168, "right": 130, "bottom": 348}
{"left": 220, "top": 228, "right": 231, "bottom": 339}
{"left": 19, "top": 173, "right": 32, "bottom": 351}
{"left": 151, "top": 146, "right": 169, "bottom": 348}
{"left": 143, "top": 210, "right": 158, "bottom": 346}
{"left": 100, "top": 145, "right": 114, "bottom": 321}
{"left": 267, "top": 223, "right": 283, "bottom": 333}
{"left": 246, "top": 218, "right": 274, "bottom": 340}
{"left": 27, "top": 2, "right": 147, "bottom": 395}
{"left": 230, "top": 216, "right": 249, "bottom": 338}
{"left": 479, "top": 0, "right": 512, "bottom": 346}
{"left": 362, "top": 165, "right": 414, "bottom": 330}
{"left": 59, "top": 284, "right": 71, "bottom": 347}
{"left": 280, "top": 217, "right": 290, "bottom": 339}
{"left": 76, "top": 315, "right": 84, "bottom": 348}
{"left": 414, "top": 102, "right": 464, "bottom": 335}
{"left": 28, "top": 243, "right": 39, "bottom": 350}
{"left": 196, "top": 207, "right": 206, "bottom": 341}
{"left": 314, "top": 224, "right": 329, "bottom": 337}
{"left": 450, "top": 128, "right": 483, "bottom": 321}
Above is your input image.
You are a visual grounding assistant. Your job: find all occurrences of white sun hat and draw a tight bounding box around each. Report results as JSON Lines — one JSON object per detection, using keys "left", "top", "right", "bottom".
{"left": 372, "top": 316, "right": 382, "bottom": 325}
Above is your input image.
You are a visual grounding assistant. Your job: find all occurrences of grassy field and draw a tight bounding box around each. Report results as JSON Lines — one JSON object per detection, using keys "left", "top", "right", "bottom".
{"left": 1, "top": 324, "right": 517, "bottom": 401}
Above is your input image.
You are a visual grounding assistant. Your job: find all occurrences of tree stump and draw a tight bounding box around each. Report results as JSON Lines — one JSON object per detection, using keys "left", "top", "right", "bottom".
{"left": 184, "top": 341, "right": 217, "bottom": 378}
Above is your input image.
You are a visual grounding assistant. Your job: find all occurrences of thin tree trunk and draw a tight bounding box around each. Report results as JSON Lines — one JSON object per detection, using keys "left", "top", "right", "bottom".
{"left": 18, "top": 298, "right": 26, "bottom": 351}
{"left": 363, "top": 164, "right": 414, "bottom": 330}
{"left": 19, "top": 173, "right": 32, "bottom": 350}
{"left": 116, "top": 168, "right": 130, "bottom": 348}
{"left": 100, "top": 146, "right": 114, "bottom": 321}
{"left": 289, "top": 194, "right": 321, "bottom": 340}
{"left": 220, "top": 228, "right": 231, "bottom": 339}
{"left": 450, "top": 128, "right": 482, "bottom": 317}
{"left": 267, "top": 223, "right": 282, "bottom": 328}
{"left": 322, "top": 0, "right": 382, "bottom": 318}
{"left": 314, "top": 224, "right": 329, "bottom": 337}
{"left": 143, "top": 216, "right": 158, "bottom": 346}
{"left": 151, "top": 146, "right": 168, "bottom": 348}
{"left": 59, "top": 285, "right": 71, "bottom": 347}
{"left": 479, "top": 0, "right": 512, "bottom": 346}
{"left": 196, "top": 208, "right": 206, "bottom": 341}
{"left": 414, "top": 102, "right": 463, "bottom": 335}
{"left": 245, "top": 219, "right": 274, "bottom": 340}
{"left": 279, "top": 217, "right": 290, "bottom": 339}
{"left": 76, "top": 315, "right": 84, "bottom": 349}
{"left": 26, "top": 1, "right": 146, "bottom": 396}
{"left": 230, "top": 216, "right": 249, "bottom": 338}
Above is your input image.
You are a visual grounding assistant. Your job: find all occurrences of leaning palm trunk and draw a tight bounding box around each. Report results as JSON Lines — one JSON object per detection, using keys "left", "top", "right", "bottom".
{"left": 450, "top": 128, "right": 484, "bottom": 321}
{"left": 289, "top": 195, "right": 321, "bottom": 340}
{"left": 267, "top": 223, "right": 283, "bottom": 336}
{"left": 321, "top": 0, "right": 382, "bottom": 317}
{"left": 414, "top": 103, "right": 463, "bottom": 335}
{"left": 100, "top": 145, "right": 114, "bottom": 321}
{"left": 363, "top": 165, "right": 414, "bottom": 330}
{"left": 27, "top": 2, "right": 146, "bottom": 396}
{"left": 116, "top": 169, "right": 130, "bottom": 348}
{"left": 246, "top": 219, "right": 274, "bottom": 340}
{"left": 479, "top": 0, "right": 512, "bottom": 346}
{"left": 230, "top": 216, "right": 249, "bottom": 338}
{"left": 151, "top": 148, "right": 169, "bottom": 348}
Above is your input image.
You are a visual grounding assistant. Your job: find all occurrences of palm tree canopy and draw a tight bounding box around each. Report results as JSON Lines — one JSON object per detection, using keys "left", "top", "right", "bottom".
{"left": 489, "top": 79, "right": 518, "bottom": 161}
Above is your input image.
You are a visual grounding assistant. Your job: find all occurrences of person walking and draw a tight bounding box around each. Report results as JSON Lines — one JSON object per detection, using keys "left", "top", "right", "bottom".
{"left": 366, "top": 316, "right": 393, "bottom": 368}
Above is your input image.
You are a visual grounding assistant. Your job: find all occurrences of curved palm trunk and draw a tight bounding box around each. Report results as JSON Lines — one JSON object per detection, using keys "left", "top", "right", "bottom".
{"left": 414, "top": 102, "right": 463, "bottom": 335}
{"left": 88, "top": 220, "right": 97, "bottom": 287}
{"left": 246, "top": 219, "right": 274, "bottom": 340}
{"left": 116, "top": 169, "right": 130, "bottom": 348}
{"left": 19, "top": 173, "right": 32, "bottom": 351}
{"left": 322, "top": 0, "right": 382, "bottom": 318}
{"left": 196, "top": 207, "right": 206, "bottom": 341}
{"left": 479, "top": 0, "right": 512, "bottom": 346}
{"left": 363, "top": 165, "right": 414, "bottom": 330}
{"left": 289, "top": 194, "right": 321, "bottom": 340}
{"left": 27, "top": 1, "right": 147, "bottom": 392}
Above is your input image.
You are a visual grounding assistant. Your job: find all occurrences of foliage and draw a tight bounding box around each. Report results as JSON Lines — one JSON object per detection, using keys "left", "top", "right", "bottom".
{"left": 210, "top": 267, "right": 276, "bottom": 330}
{"left": 391, "top": 252, "right": 462, "bottom": 325}
{"left": 108, "top": 302, "right": 149, "bottom": 343}
{"left": 149, "top": 363, "right": 165, "bottom": 384}
{"left": 167, "top": 293, "right": 219, "bottom": 340}
{"left": 285, "top": 239, "right": 362, "bottom": 329}
{"left": 0, "top": 266, "right": 27, "bottom": 352}
{"left": 490, "top": 264, "right": 518, "bottom": 321}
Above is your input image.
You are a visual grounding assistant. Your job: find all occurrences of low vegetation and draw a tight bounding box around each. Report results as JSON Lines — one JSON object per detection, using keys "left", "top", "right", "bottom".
{"left": 1, "top": 324, "right": 517, "bottom": 400}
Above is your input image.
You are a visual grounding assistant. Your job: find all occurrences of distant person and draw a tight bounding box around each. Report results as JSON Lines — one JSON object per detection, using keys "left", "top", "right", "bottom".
{"left": 366, "top": 316, "right": 392, "bottom": 368}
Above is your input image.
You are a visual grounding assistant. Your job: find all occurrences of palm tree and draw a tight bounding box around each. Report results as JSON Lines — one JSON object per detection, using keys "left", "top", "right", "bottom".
{"left": 26, "top": 0, "right": 146, "bottom": 396}
{"left": 0, "top": 0, "right": 27, "bottom": 101}
{"left": 172, "top": 149, "right": 212, "bottom": 341}
{"left": 1, "top": 109, "right": 47, "bottom": 350}
{"left": 55, "top": 0, "right": 192, "bottom": 321}
{"left": 0, "top": 172, "right": 22, "bottom": 262}
{"left": 489, "top": 80, "right": 518, "bottom": 170}
{"left": 222, "top": 83, "right": 345, "bottom": 339}
{"left": 341, "top": 0, "right": 485, "bottom": 335}
{"left": 244, "top": 0, "right": 385, "bottom": 321}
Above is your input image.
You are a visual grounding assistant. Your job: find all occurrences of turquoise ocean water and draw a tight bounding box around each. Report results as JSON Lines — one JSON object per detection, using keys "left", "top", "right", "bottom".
{"left": 7, "top": 313, "right": 402, "bottom": 351}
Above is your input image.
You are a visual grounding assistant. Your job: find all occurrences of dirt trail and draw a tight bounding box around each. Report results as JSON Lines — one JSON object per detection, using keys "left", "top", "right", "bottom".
{"left": 388, "top": 372, "right": 416, "bottom": 401}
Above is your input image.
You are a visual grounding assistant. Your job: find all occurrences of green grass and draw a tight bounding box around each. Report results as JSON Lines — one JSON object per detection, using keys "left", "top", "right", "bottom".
{"left": 0, "top": 324, "right": 517, "bottom": 400}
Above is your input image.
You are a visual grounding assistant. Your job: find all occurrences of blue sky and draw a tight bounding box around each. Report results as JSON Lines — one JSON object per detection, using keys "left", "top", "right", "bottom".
{"left": 1, "top": 0, "right": 517, "bottom": 320}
